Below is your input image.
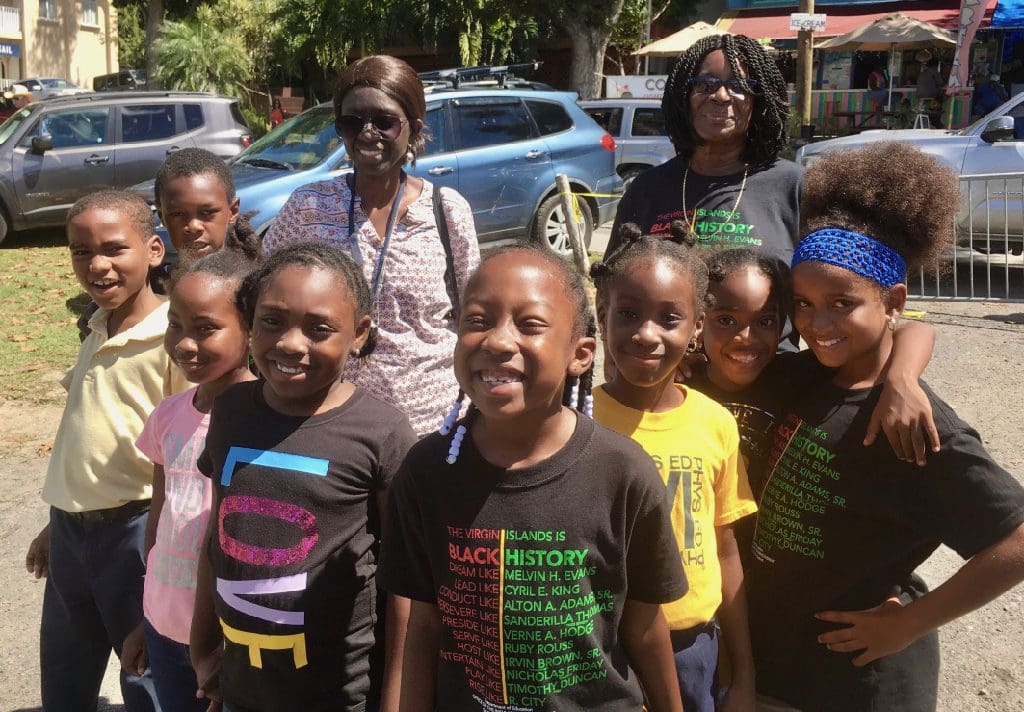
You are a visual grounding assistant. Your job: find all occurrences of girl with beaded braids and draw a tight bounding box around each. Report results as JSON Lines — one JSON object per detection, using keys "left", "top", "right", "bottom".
{"left": 744, "top": 143, "right": 1024, "bottom": 712}
{"left": 263, "top": 55, "right": 480, "bottom": 436}
{"left": 380, "top": 244, "right": 689, "bottom": 712}
{"left": 607, "top": 33, "right": 801, "bottom": 273}
{"left": 591, "top": 221, "right": 757, "bottom": 712}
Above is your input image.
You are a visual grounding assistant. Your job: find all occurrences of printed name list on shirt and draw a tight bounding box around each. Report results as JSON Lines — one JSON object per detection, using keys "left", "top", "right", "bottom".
{"left": 442, "top": 526, "right": 614, "bottom": 710}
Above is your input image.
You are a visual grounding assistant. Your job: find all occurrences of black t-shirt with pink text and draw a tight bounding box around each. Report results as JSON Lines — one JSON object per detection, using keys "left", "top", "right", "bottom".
{"left": 380, "top": 415, "right": 687, "bottom": 711}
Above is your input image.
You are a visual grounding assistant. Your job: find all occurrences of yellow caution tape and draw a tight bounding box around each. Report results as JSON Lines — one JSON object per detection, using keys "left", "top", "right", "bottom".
{"left": 902, "top": 310, "right": 926, "bottom": 319}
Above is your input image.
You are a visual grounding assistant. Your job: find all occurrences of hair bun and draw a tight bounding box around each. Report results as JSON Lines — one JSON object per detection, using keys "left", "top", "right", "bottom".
{"left": 617, "top": 222, "right": 643, "bottom": 246}
{"left": 668, "top": 220, "right": 696, "bottom": 248}
{"left": 589, "top": 262, "right": 612, "bottom": 279}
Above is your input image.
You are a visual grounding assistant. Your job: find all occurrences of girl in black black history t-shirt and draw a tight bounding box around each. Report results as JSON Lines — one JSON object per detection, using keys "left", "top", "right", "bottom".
{"left": 746, "top": 143, "right": 1024, "bottom": 712}
{"left": 380, "top": 245, "right": 688, "bottom": 712}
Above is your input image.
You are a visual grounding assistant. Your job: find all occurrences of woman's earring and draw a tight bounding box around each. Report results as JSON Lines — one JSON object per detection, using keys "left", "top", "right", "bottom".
{"left": 887, "top": 316, "right": 897, "bottom": 332}
{"left": 405, "top": 147, "right": 415, "bottom": 163}
{"left": 686, "top": 337, "right": 701, "bottom": 354}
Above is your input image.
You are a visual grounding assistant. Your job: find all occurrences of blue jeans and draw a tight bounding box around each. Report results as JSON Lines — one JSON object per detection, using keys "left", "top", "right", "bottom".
{"left": 671, "top": 621, "right": 719, "bottom": 712}
{"left": 40, "top": 505, "right": 159, "bottom": 712}
{"left": 144, "top": 618, "right": 208, "bottom": 712}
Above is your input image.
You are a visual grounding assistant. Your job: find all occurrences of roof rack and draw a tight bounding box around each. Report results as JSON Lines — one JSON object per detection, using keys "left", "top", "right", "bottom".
{"left": 418, "top": 62, "right": 543, "bottom": 89}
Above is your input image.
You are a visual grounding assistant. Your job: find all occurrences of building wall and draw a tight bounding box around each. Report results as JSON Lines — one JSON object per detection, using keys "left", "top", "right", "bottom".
{"left": 7, "top": 0, "right": 116, "bottom": 87}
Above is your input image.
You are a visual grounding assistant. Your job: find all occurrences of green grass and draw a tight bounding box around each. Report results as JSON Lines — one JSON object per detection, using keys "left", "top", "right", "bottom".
{"left": 0, "top": 230, "right": 85, "bottom": 403}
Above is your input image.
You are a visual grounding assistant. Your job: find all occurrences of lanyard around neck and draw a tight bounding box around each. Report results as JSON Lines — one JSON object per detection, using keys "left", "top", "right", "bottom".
{"left": 347, "top": 170, "right": 407, "bottom": 300}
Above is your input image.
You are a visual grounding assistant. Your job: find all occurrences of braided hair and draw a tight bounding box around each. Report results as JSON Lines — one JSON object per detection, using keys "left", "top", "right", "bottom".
{"left": 237, "top": 241, "right": 376, "bottom": 357}
{"left": 663, "top": 34, "right": 790, "bottom": 165}
{"left": 441, "top": 245, "right": 596, "bottom": 464}
{"left": 705, "top": 246, "right": 791, "bottom": 314}
{"left": 591, "top": 221, "right": 711, "bottom": 313}
{"left": 155, "top": 147, "right": 262, "bottom": 260}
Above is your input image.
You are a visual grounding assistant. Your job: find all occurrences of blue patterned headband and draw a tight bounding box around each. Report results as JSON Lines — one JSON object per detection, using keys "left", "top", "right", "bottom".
{"left": 791, "top": 228, "right": 907, "bottom": 287}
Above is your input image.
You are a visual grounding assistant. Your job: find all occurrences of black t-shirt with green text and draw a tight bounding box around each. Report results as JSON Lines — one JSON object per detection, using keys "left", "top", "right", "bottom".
{"left": 380, "top": 415, "right": 687, "bottom": 712}
{"left": 747, "top": 380, "right": 1024, "bottom": 711}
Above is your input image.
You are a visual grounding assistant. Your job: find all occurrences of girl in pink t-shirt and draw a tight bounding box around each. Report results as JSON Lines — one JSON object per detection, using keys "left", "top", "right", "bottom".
{"left": 120, "top": 250, "right": 257, "bottom": 711}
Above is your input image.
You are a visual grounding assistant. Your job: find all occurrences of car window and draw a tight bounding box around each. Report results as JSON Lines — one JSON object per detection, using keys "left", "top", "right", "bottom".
{"left": 630, "top": 108, "right": 667, "bottom": 137}
{"left": 184, "top": 104, "right": 205, "bottom": 131}
{"left": 0, "top": 107, "right": 32, "bottom": 145}
{"left": 525, "top": 100, "right": 573, "bottom": 136}
{"left": 422, "top": 105, "right": 448, "bottom": 156}
{"left": 584, "top": 107, "right": 623, "bottom": 135}
{"left": 23, "top": 107, "right": 109, "bottom": 148}
{"left": 121, "top": 104, "right": 177, "bottom": 143}
{"left": 454, "top": 99, "right": 533, "bottom": 150}
{"left": 234, "top": 105, "right": 340, "bottom": 170}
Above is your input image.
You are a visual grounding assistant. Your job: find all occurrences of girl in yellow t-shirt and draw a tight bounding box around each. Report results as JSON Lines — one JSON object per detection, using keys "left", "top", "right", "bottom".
{"left": 591, "top": 221, "right": 757, "bottom": 712}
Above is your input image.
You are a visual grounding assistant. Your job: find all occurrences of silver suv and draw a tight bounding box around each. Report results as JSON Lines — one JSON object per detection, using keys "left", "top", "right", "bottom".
{"left": 0, "top": 91, "right": 250, "bottom": 244}
{"left": 580, "top": 99, "right": 676, "bottom": 188}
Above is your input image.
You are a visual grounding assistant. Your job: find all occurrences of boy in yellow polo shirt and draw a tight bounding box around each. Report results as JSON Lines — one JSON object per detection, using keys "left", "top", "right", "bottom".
{"left": 24, "top": 189, "right": 187, "bottom": 711}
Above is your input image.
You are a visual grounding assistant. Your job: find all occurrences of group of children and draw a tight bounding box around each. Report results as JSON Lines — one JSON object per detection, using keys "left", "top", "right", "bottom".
{"left": 27, "top": 139, "right": 1024, "bottom": 712}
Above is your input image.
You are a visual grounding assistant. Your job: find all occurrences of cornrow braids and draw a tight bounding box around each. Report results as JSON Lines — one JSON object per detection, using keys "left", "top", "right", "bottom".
{"left": 563, "top": 313, "right": 597, "bottom": 418}
{"left": 154, "top": 147, "right": 236, "bottom": 205}
{"left": 237, "top": 241, "right": 375, "bottom": 356}
{"left": 663, "top": 33, "right": 790, "bottom": 165}
{"left": 475, "top": 244, "right": 592, "bottom": 339}
{"left": 705, "top": 246, "right": 791, "bottom": 313}
{"left": 591, "top": 221, "right": 711, "bottom": 311}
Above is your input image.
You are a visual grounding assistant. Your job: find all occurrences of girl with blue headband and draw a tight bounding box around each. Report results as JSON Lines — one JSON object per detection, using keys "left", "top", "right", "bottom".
{"left": 745, "top": 142, "right": 1024, "bottom": 711}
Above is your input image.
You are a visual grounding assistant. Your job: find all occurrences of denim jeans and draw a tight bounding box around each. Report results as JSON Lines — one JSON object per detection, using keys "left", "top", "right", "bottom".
{"left": 144, "top": 618, "right": 208, "bottom": 712}
{"left": 670, "top": 621, "right": 719, "bottom": 712}
{"left": 40, "top": 506, "right": 159, "bottom": 712}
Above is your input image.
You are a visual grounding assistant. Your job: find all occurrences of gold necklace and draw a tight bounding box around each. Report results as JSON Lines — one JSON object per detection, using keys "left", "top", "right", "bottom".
{"left": 682, "top": 163, "right": 749, "bottom": 239}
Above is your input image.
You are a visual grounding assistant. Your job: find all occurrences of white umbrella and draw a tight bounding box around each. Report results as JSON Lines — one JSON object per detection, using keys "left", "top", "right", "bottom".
{"left": 634, "top": 21, "right": 726, "bottom": 57}
{"left": 815, "top": 13, "right": 956, "bottom": 110}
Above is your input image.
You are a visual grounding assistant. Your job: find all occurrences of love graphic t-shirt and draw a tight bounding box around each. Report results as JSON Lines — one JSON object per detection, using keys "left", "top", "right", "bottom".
{"left": 747, "top": 380, "right": 1024, "bottom": 711}
{"left": 380, "top": 415, "right": 688, "bottom": 711}
{"left": 593, "top": 384, "right": 757, "bottom": 630}
{"left": 197, "top": 382, "right": 416, "bottom": 712}
{"left": 136, "top": 386, "right": 211, "bottom": 644}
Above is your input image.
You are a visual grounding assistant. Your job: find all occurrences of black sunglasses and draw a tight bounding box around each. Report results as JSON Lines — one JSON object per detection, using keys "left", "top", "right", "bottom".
{"left": 335, "top": 113, "right": 407, "bottom": 140}
{"left": 688, "top": 76, "right": 760, "bottom": 98}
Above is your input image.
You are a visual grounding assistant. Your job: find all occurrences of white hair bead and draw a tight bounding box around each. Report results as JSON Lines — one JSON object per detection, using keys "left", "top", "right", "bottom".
{"left": 438, "top": 396, "right": 463, "bottom": 435}
{"left": 446, "top": 424, "right": 467, "bottom": 465}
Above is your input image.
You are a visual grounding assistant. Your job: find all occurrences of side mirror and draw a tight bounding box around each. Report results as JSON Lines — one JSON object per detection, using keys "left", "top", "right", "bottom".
{"left": 981, "top": 116, "right": 1016, "bottom": 144}
{"left": 30, "top": 135, "right": 53, "bottom": 154}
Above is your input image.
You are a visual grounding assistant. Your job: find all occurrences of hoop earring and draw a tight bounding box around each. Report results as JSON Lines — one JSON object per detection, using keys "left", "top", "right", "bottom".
{"left": 686, "top": 337, "right": 701, "bottom": 354}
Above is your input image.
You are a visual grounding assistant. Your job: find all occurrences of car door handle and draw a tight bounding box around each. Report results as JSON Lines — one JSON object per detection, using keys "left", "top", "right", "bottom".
{"left": 427, "top": 166, "right": 454, "bottom": 176}
{"left": 525, "top": 149, "right": 546, "bottom": 159}
{"left": 84, "top": 154, "right": 110, "bottom": 165}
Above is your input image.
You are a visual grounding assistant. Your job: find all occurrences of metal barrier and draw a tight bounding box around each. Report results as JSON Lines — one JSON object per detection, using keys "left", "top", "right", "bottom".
{"left": 906, "top": 172, "right": 1024, "bottom": 302}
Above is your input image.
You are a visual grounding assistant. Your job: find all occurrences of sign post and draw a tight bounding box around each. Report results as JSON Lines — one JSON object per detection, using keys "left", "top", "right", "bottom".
{"left": 791, "top": 9, "right": 826, "bottom": 137}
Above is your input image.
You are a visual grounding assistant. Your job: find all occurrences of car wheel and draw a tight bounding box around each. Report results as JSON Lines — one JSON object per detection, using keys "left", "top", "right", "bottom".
{"left": 532, "top": 194, "right": 592, "bottom": 256}
{"left": 0, "top": 209, "right": 9, "bottom": 246}
{"left": 620, "top": 166, "right": 647, "bottom": 191}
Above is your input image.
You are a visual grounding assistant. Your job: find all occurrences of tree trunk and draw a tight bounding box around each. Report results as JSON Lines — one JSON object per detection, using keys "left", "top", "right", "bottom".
{"left": 145, "top": 0, "right": 164, "bottom": 87}
{"left": 564, "top": 20, "right": 611, "bottom": 100}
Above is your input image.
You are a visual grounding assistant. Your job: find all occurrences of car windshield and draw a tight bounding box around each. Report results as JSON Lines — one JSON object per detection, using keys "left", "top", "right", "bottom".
{"left": 231, "top": 105, "right": 343, "bottom": 171}
{"left": 0, "top": 108, "right": 33, "bottom": 145}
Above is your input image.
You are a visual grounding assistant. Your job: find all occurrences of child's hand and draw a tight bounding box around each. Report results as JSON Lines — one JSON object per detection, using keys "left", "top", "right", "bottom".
{"left": 119, "top": 622, "right": 147, "bottom": 676}
{"left": 25, "top": 524, "right": 50, "bottom": 579}
{"left": 194, "top": 646, "right": 223, "bottom": 710}
{"left": 815, "top": 594, "right": 920, "bottom": 666}
{"left": 864, "top": 376, "right": 940, "bottom": 465}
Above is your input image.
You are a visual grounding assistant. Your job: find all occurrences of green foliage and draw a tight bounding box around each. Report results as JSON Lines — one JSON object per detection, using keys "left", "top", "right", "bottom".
{"left": 418, "top": 0, "right": 541, "bottom": 67}
{"left": 114, "top": 0, "right": 146, "bottom": 69}
{"left": 153, "top": 6, "right": 253, "bottom": 96}
{"left": 240, "top": 103, "right": 271, "bottom": 139}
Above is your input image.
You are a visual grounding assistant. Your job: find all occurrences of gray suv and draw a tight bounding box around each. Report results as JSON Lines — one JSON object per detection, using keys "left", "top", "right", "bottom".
{"left": 580, "top": 99, "right": 676, "bottom": 188}
{"left": 0, "top": 91, "right": 250, "bottom": 244}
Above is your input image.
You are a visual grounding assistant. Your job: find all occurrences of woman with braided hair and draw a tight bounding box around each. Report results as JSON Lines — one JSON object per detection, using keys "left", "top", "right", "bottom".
{"left": 608, "top": 34, "right": 801, "bottom": 271}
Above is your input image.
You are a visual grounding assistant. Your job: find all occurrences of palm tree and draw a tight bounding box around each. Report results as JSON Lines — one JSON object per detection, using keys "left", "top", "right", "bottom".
{"left": 153, "top": 6, "right": 252, "bottom": 96}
